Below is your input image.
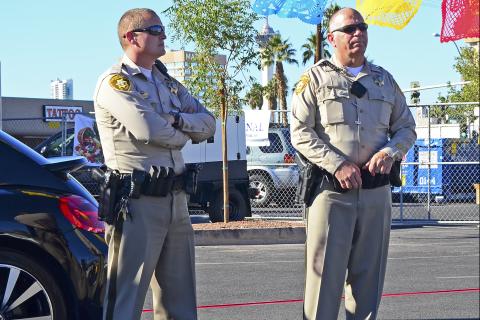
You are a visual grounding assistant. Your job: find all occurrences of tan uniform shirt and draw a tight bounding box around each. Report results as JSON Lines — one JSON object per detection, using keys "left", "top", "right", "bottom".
{"left": 94, "top": 55, "right": 216, "bottom": 174}
{"left": 291, "top": 57, "right": 416, "bottom": 175}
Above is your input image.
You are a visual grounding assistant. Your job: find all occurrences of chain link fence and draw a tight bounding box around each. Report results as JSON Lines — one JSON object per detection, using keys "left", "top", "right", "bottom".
{"left": 250, "top": 106, "right": 479, "bottom": 223}
{"left": 2, "top": 116, "right": 73, "bottom": 149}
{"left": 2, "top": 114, "right": 100, "bottom": 195}
{"left": 2, "top": 105, "right": 479, "bottom": 223}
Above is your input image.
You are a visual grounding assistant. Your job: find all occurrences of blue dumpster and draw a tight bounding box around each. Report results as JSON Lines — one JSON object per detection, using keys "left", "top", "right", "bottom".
{"left": 393, "top": 138, "right": 479, "bottom": 202}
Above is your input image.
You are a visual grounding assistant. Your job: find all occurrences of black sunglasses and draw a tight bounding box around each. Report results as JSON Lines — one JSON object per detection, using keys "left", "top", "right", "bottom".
{"left": 124, "top": 25, "right": 165, "bottom": 38}
{"left": 331, "top": 22, "right": 368, "bottom": 34}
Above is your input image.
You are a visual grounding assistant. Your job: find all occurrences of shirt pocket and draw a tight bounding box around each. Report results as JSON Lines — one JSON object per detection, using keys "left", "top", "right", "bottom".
{"left": 367, "top": 90, "right": 394, "bottom": 127}
{"left": 317, "top": 87, "right": 350, "bottom": 126}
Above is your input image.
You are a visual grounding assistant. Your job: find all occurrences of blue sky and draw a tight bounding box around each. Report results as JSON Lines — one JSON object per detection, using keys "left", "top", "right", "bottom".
{"left": 0, "top": 0, "right": 466, "bottom": 104}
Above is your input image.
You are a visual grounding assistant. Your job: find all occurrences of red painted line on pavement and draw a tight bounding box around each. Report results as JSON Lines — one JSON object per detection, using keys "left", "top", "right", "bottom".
{"left": 197, "top": 298, "right": 304, "bottom": 309}
{"left": 142, "top": 288, "right": 480, "bottom": 313}
{"left": 382, "top": 288, "right": 480, "bottom": 297}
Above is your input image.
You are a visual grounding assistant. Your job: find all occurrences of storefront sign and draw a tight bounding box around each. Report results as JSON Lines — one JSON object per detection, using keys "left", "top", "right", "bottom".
{"left": 43, "top": 105, "right": 83, "bottom": 122}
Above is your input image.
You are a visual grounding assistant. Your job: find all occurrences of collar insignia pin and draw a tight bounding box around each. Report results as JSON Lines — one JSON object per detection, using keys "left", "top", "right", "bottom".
{"left": 168, "top": 82, "right": 178, "bottom": 95}
{"left": 374, "top": 76, "right": 384, "bottom": 87}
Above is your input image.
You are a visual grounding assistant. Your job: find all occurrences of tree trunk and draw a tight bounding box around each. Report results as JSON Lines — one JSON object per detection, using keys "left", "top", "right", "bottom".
{"left": 220, "top": 76, "right": 229, "bottom": 223}
{"left": 276, "top": 62, "right": 288, "bottom": 126}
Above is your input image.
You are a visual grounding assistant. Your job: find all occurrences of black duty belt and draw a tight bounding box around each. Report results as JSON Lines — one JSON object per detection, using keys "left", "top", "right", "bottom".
{"left": 318, "top": 169, "right": 390, "bottom": 193}
{"left": 360, "top": 169, "right": 390, "bottom": 189}
{"left": 119, "top": 167, "right": 186, "bottom": 198}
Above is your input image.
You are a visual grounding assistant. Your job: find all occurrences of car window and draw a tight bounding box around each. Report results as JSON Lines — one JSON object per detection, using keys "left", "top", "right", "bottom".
{"left": 43, "top": 133, "right": 74, "bottom": 157}
{"left": 259, "top": 133, "right": 283, "bottom": 153}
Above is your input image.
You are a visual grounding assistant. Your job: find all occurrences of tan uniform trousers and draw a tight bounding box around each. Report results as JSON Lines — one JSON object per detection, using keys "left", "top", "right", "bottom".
{"left": 103, "top": 190, "right": 196, "bottom": 320}
{"left": 304, "top": 180, "right": 391, "bottom": 320}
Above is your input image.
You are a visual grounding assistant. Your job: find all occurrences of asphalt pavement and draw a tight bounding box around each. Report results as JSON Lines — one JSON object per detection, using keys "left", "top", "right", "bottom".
{"left": 141, "top": 225, "right": 479, "bottom": 320}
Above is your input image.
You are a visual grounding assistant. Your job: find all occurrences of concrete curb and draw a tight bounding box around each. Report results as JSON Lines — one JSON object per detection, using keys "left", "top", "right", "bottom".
{"left": 194, "top": 227, "right": 306, "bottom": 246}
{"left": 193, "top": 223, "right": 428, "bottom": 246}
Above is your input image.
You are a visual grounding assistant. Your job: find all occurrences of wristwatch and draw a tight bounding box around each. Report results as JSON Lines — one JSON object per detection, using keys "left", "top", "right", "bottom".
{"left": 169, "top": 110, "right": 181, "bottom": 128}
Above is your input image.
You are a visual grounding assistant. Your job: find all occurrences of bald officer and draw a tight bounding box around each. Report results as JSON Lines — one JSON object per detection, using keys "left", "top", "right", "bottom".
{"left": 94, "top": 8, "right": 215, "bottom": 320}
{"left": 291, "top": 7, "right": 416, "bottom": 320}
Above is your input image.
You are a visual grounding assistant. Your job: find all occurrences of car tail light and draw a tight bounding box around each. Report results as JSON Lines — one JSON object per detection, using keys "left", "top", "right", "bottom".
{"left": 59, "top": 195, "right": 105, "bottom": 233}
{"left": 284, "top": 153, "right": 295, "bottom": 164}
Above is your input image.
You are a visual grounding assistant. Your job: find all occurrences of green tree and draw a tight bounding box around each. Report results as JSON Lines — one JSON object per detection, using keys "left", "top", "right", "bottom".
{"left": 301, "top": 32, "right": 333, "bottom": 65}
{"left": 165, "top": 0, "right": 259, "bottom": 222}
{"left": 165, "top": 0, "right": 258, "bottom": 116}
{"left": 434, "top": 47, "right": 479, "bottom": 132}
{"left": 264, "top": 78, "right": 278, "bottom": 113}
{"left": 261, "top": 34, "right": 298, "bottom": 125}
{"left": 245, "top": 82, "right": 264, "bottom": 110}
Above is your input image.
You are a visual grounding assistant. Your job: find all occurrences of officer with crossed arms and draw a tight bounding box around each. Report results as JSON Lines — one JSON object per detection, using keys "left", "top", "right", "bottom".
{"left": 94, "top": 8, "right": 215, "bottom": 320}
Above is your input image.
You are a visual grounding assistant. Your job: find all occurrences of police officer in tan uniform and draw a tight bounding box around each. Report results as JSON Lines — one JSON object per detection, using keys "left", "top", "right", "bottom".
{"left": 291, "top": 8, "right": 416, "bottom": 320}
{"left": 94, "top": 8, "right": 215, "bottom": 320}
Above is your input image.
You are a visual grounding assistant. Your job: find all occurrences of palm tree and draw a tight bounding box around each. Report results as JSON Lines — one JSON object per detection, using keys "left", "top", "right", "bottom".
{"left": 261, "top": 34, "right": 298, "bottom": 125}
{"left": 245, "top": 83, "right": 264, "bottom": 110}
{"left": 301, "top": 33, "right": 332, "bottom": 65}
{"left": 302, "top": 3, "right": 341, "bottom": 65}
{"left": 263, "top": 78, "right": 278, "bottom": 113}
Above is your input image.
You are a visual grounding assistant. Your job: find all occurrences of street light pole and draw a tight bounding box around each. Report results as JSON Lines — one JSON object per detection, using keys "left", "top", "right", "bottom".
{"left": 433, "top": 33, "right": 461, "bottom": 56}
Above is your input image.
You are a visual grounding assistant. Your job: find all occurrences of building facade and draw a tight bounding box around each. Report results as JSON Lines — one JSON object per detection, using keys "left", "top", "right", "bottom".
{"left": 159, "top": 49, "right": 226, "bottom": 83}
{"left": 51, "top": 78, "right": 73, "bottom": 100}
{"left": 1, "top": 97, "right": 93, "bottom": 147}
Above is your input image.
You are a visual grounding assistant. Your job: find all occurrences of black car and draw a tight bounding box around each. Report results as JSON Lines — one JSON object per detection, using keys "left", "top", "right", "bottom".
{"left": 0, "top": 130, "right": 107, "bottom": 320}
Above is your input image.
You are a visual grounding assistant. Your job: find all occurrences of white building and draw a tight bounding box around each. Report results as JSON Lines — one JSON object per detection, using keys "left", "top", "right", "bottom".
{"left": 160, "top": 49, "right": 226, "bottom": 84}
{"left": 50, "top": 78, "right": 73, "bottom": 100}
{"left": 255, "top": 18, "right": 278, "bottom": 110}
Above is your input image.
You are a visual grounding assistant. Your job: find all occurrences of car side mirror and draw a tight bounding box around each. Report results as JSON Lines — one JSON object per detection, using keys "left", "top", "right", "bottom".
{"left": 40, "top": 146, "right": 47, "bottom": 156}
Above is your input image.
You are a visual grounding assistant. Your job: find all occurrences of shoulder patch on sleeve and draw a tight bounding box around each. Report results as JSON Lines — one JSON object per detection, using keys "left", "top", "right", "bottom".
{"left": 295, "top": 74, "right": 310, "bottom": 95}
{"left": 109, "top": 74, "right": 132, "bottom": 92}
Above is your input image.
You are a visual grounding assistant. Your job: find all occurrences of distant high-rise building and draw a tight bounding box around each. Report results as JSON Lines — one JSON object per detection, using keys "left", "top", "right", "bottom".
{"left": 255, "top": 18, "right": 279, "bottom": 110}
{"left": 159, "top": 49, "right": 226, "bottom": 84}
{"left": 50, "top": 78, "right": 73, "bottom": 100}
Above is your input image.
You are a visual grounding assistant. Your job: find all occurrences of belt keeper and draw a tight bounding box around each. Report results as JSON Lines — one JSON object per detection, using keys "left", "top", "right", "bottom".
{"left": 154, "top": 167, "right": 168, "bottom": 196}
{"left": 145, "top": 166, "right": 159, "bottom": 195}
{"left": 160, "top": 168, "right": 175, "bottom": 196}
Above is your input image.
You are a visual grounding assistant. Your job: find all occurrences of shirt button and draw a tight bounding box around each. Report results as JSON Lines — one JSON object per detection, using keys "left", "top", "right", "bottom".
{"left": 361, "top": 145, "right": 365, "bottom": 148}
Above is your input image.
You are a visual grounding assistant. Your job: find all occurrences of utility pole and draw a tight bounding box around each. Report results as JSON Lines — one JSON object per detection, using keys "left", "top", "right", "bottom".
{"left": 315, "top": 24, "right": 322, "bottom": 63}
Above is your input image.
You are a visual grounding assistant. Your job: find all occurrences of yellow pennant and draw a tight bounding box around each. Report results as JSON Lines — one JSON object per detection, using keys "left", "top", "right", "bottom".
{"left": 295, "top": 74, "right": 311, "bottom": 95}
{"left": 109, "top": 74, "right": 132, "bottom": 92}
{"left": 356, "top": 0, "right": 423, "bottom": 30}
